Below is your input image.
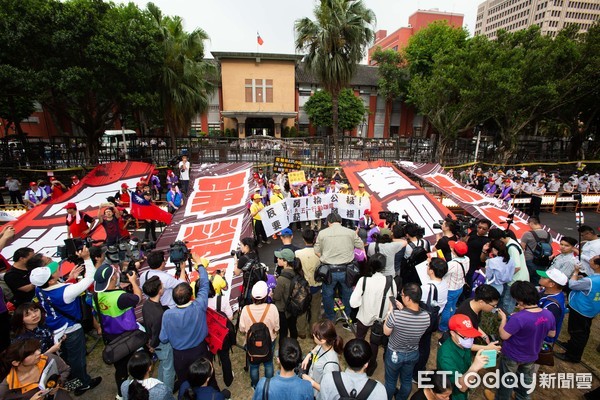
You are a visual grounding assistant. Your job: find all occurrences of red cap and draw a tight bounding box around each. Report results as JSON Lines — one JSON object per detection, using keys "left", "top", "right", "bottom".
{"left": 71, "top": 175, "right": 78, "bottom": 180}
{"left": 449, "top": 240, "right": 468, "bottom": 256}
{"left": 29, "top": 181, "right": 37, "bottom": 186}
{"left": 489, "top": 178, "right": 495, "bottom": 182}
{"left": 137, "top": 180, "right": 145, "bottom": 186}
{"left": 449, "top": 315, "right": 482, "bottom": 338}
{"left": 63, "top": 202, "right": 77, "bottom": 210}
{"left": 307, "top": 179, "right": 312, "bottom": 183}
{"left": 378, "top": 221, "right": 385, "bottom": 228}
{"left": 167, "top": 169, "right": 173, "bottom": 174}
{"left": 153, "top": 170, "right": 159, "bottom": 175}
{"left": 258, "top": 179, "right": 264, "bottom": 184}
{"left": 121, "top": 183, "right": 129, "bottom": 188}
{"left": 364, "top": 209, "right": 371, "bottom": 215}
{"left": 49, "top": 177, "right": 56, "bottom": 181}
{"left": 330, "top": 180, "right": 336, "bottom": 185}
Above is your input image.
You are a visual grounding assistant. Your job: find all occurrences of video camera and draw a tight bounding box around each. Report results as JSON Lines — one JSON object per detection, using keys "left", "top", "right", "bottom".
{"left": 230, "top": 249, "right": 244, "bottom": 259}
{"left": 59, "top": 237, "right": 93, "bottom": 264}
{"left": 378, "top": 210, "right": 409, "bottom": 227}
{"left": 433, "top": 214, "right": 478, "bottom": 238}
{"left": 170, "top": 240, "right": 192, "bottom": 278}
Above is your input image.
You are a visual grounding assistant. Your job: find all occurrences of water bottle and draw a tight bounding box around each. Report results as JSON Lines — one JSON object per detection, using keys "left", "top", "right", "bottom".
{"left": 391, "top": 351, "right": 398, "bottom": 363}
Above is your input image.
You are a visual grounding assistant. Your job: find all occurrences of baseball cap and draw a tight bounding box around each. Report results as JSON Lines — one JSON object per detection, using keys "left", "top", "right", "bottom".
{"left": 121, "top": 183, "right": 129, "bottom": 188}
{"left": 273, "top": 185, "right": 281, "bottom": 190}
{"left": 29, "top": 262, "right": 59, "bottom": 287}
{"left": 274, "top": 248, "right": 296, "bottom": 262}
{"left": 537, "top": 269, "right": 568, "bottom": 286}
{"left": 449, "top": 240, "right": 468, "bottom": 256}
{"left": 94, "top": 264, "right": 115, "bottom": 293}
{"left": 364, "top": 209, "right": 371, "bottom": 215}
{"left": 330, "top": 180, "right": 336, "bottom": 184}
{"left": 63, "top": 202, "right": 77, "bottom": 210}
{"left": 253, "top": 194, "right": 262, "bottom": 200}
{"left": 335, "top": 167, "right": 340, "bottom": 171}
{"left": 29, "top": 181, "right": 37, "bottom": 187}
{"left": 252, "top": 280, "right": 268, "bottom": 300}
{"left": 358, "top": 183, "right": 365, "bottom": 187}
{"left": 279, "top": 228, "right": 293, "bottom": 237}
{"left": 341, "top": 184, "right": 348, "bottom": 189}
{"left": 449, "top": 314, "right": 482, "bottom": 338}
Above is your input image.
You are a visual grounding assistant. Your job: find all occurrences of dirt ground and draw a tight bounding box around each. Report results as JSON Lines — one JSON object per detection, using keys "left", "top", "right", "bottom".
{"left": 82, "top": 310, "right": 599, "bottom": 400}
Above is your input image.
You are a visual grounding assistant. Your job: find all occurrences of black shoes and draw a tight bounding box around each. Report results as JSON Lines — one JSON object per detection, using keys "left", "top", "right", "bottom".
{"left": 554, "top": 352, "right": 579, "bottom": 363}
{"left": 74, "top": 376, "right": 102, "bottom": 396}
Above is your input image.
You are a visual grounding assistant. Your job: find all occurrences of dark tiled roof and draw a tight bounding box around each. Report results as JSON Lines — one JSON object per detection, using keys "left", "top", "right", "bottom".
{"left": 211, "top": 52, "right": 303, "bottom": 62}
{"left": 296, "top": 62, "right": 379, "bottom": 87}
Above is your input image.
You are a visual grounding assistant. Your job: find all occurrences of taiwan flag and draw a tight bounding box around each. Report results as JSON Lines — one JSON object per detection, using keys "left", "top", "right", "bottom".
{"left": 257, "top": 32, "right": 264, "bottom": 46}
{"left": 131, "top": 192, "right": 173, "bottom": 224}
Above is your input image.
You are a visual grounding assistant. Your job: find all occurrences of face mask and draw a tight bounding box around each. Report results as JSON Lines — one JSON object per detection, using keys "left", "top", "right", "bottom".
{"left": 458, "top": 336, "right": 475, "bottom": 349}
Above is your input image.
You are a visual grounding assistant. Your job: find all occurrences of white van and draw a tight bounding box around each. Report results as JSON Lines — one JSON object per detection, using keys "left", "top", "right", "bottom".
{"left": 100, "top": 129, "right": 138, "bottom": 160}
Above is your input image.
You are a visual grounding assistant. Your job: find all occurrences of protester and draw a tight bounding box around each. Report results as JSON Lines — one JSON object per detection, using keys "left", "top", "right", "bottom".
{"left": 436, "top": 315, "right": 489, "bottom": 400}
{"left": 97, "top": 204, "right": 124, "bottom": 246}
{"left": 114, "top": 183, "right": 131, "bottom": 207}
{"left": 5, "top": 175, "right": 23, "bottom": 205}
{"left": 238, "top": 281, "right": 279, "bottom": 388}
{"left": 120, "top": 351, "right": 172, "bottom": 400}
{"left": 273, "top": 227, "right": 299, "bottom": 274}
{"left": 537, "top": 268, "right": 568, "bottom": 346}
{"left": 492, "top": 281, "right": 555, "bottom": 400}
{"left": 233, "top": 237, "right": 262, "bottom": 307}
{"left": 206, "top": 283, "right": 234, "bottom": 387}
{"left": 252, "top": 337, "right": 312, "bottom": 400}
{"left": 0, "top": 339, "right": 72, "bottom": 400}
{"left": 23, "top": 182, "right": 47, "bottom": 208}
{"left": 141, "top": 276, "right": 175, "bottom": 393}
{"left": 300, "top": 320, "right": 343, "bottom": 398}
{"left": 93, "top": 263, "right": 141, "bottom": 399}
{"left": 64, "top": 203, "right": 96, "bottom": 239}
{"left": 178, "top": 155, "right": 190, "bottom": 195}
{"left": 32, "top": 249, "right": 101, "bottom": 397}
{"left": 383, "top": 283, "right": 430, "bottom": 400}
{"left": 555, "top": 258, "right": 600, "bottom": 363}
{"left": 314, "top": 212, "right": 364, "bottom": 322}
{"left": 440, "top": 241, "right": 469, "bottom": 332}
{"left": 520, "top": 217, "right": 552, "bottom": 285}
{"left": 366, "top": 229, "right": 406, "bottom": 277}
{"left": 433, "top": 219, "right": 458, "bottom": 261}
{"left": 465, "top": 219, "right": 491, "bottom": 287}
{"left": 166, "top": 183, "right": 183, "bottom": 214}
{"left": 142, "top": 191, "right": 158, "bottom": 242}
{"left": 250, "top": 194, "right": 270, "bottom": 245}
{"left": 350, "top": 253, "right": 397, "bottom": 376}
{"left": 319, "top": 339, "right": 386, "bottom": 400}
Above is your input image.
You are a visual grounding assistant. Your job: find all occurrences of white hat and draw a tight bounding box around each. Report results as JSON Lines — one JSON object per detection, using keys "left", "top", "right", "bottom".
{"left": 537, "top": 268, "right": 568, "bottom": 286}
{"left": 30, "top": 267, "right": 52, "bottom": 287}
{"left": 251, "top": 280, "right": 268, "bottom": 300}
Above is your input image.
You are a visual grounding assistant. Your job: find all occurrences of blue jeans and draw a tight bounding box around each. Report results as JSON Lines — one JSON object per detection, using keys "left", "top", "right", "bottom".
{"left": 155, "top": 342, "right": 175, "bottom": 392}
{"left": 61, "top": 327, "right": 91, "bottom": 387}
{"left": 500, "top": 285, "right": 517, "bottom": 314}
{"left": 439, "top": 288, "right": 463, "bottom": 332}
{"left": 322, "top": 271, "right": 352, "bottom": 322}
{"left": 496, "top": 354, "right": 535, "bottom": 400}
{"left": 249, "top": 359, "right": 274, "bottom": 388}
{"left": 384, "top": 349, "right": 419, "bottom": 400}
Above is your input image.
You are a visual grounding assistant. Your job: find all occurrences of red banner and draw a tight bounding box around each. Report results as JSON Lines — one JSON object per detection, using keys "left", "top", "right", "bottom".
{"left": 341, "top": 160, "right": 454, "bottom": 242}
{"left": 396, "top": 162, "right": 562, "bottom": 244}
{"left": 1, "top": 162, "right": 154, "bottom": 260}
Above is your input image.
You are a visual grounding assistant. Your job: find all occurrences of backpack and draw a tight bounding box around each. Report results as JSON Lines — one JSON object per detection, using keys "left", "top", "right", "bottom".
{"left": 246, "top": 305, "right": 273, "bottom": 364}
{"left": 419, "top": 283, "right": 440, "bottom": 333}
{"left": 280, "top": 271, "right": 312, "bottom": 317}
{"left": 205, "top": 307, "right": 230, "bottom": 355}
{"left": 407, "top": 240, "right": 429, "bottom": 269}
{"left": 332, "top": 370, "right": 377, "bottom": 400}
{"left": 239, "top": 260, "right": 268, "bottom": 307}
{"left": 530, "top": 231, "right": 553, "bottom": 267}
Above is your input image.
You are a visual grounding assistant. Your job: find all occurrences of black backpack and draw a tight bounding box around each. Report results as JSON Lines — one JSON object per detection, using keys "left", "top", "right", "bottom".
{"left": 530, "top": 231, "right": 553, "bottom": 267}
{"left": 332, "top": 370, "right": 377, "bottom": 400}
{"left": 240, "top": 260, "right": 268, "bottom": 307}
{"left": 246, "top": 305, "right": 273, "bottom": 364}
{"left": 280, "top": 271, "right": 312, "bottom": 317}
{"left": 419, "top": 283, "right": 440, "bottom": 333}
{"left": 407, "top": 239, "right": 429, "bottom": 268}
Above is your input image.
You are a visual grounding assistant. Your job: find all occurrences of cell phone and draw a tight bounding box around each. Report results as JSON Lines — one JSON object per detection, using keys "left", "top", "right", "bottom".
{"left": 389, "top": 296, "right": 398, "bottom": 310}
{"left": 482, "top": 349, "right": 497, "bottom": 368}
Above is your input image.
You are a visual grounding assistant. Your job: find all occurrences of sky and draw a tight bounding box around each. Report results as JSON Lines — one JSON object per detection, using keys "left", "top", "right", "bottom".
{"left": 115, "top": 0, "right": 483, "bottom": 59}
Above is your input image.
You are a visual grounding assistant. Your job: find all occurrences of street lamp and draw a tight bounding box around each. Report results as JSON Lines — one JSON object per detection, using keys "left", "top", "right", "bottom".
{"left": 119, "top": 114, "right": 129, "bottom": 161}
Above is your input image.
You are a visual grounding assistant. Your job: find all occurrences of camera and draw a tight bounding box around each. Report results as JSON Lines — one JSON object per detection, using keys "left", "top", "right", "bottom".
{"left": 170, "top": 241, "right": 190, "bottom": 264}
{"left": 230, "top": 249, "right": 243, "bottom": 258}
{"left": 120, "top": 260, "right": 138, "bottom": 282}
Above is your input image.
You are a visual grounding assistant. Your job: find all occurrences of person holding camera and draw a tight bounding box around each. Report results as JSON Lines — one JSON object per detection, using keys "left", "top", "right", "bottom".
{"left": 233, "top": 237, "right": 262, "bottom": 307}
{"left": 178, "top": 155, "right": 190, "bottom": 195}
{"left": 433, "top": 219, "right": 458, "bottom": 261}
{"left": 0, "top": 339, "right": 72, "bottom": 400}
{"left": 31, "top": 248, "right": 101, "bottom": 397}
{"left": 139, "top": 250, "right": 187, "bottom": 310}
{"left": 93, "top": 263, "right": 142, "bottom": 399}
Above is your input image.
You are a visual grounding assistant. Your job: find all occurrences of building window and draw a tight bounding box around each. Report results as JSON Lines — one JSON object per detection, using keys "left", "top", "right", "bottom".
{"left": 245, "top": 78, "right": 273, "bottom": 103}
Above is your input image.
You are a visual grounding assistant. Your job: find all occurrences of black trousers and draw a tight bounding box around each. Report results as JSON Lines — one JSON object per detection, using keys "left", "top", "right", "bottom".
{"left": 217, "top": 347, "right": 234, "bottom": 387}
{"left": 144, "top": 220, "right": 157, "bottom": 241}
{"left": 173, "top": 341, "right": 219, "bottom": 390}
{"left": 253, "top": 219, "right": 268, "bottom": 242}
{"left": 565, "top": 306, "right": 593, "bottom": 362}
{"left": 114, "top": 352, "right": 133, "bottom": 397}
{"left": 529, "top": 196, "right": 542, "bottom": 218}
{"left": 278, "top": 312, "right": 298, "bottom": 346}
{"left": 356, "top": 320, "right": 381, "bottom": 375}
{"left": 413, "top": 331, "right": 433, "bottom": 380}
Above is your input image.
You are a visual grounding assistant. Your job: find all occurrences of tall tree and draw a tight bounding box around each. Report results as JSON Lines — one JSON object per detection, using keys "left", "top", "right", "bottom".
{"left": 148, "top": 2, "right": 216, "bottom": 150}
{"left": 295, "top": 0, "right": 375, "bottom": 163}
{"left": 303, "top": 88, "right": 367, "bottom": 132}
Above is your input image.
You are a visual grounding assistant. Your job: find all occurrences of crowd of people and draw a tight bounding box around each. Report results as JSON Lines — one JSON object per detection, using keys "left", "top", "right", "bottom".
{"left": 0, "top": 162, "right": 598, "bottom": 400}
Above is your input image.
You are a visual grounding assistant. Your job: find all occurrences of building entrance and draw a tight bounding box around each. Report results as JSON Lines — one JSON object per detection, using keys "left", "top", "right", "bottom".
{"left": 246, "top": 117, "right": 275, "bottom": 136}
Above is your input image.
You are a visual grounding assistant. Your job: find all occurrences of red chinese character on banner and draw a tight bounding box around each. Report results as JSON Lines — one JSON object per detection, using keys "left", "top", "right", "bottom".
{"left": 429, "top": 175, "right": 486, "bottom": 203}
{"left": 187, "top": 171, "right": 249, "bottom": 216}
{"left": 180, "top": 216, "right": 242, "bottom": 259}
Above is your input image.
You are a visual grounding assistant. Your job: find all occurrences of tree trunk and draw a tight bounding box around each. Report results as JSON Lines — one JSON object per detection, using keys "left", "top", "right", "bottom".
{"left": 332, "top": 91, "right": 340, "bottom": 165}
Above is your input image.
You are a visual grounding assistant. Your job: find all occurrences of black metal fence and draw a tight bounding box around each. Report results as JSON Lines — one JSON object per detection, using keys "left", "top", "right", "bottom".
{"left": 0, "top": 134, "right": 583, "bottom": 172}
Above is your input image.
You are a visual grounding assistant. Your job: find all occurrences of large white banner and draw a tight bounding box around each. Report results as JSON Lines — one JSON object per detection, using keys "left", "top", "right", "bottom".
{"left": 259, "top": 193, "right": 371, "bottom": 236}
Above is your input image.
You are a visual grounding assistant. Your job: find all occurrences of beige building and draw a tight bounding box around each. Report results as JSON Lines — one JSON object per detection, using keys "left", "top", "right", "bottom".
{"left": 475, "top": 0, "right": 600, "bottom": 39}
{"left": 211, "top": 52, "right": 301, "bottom": 138}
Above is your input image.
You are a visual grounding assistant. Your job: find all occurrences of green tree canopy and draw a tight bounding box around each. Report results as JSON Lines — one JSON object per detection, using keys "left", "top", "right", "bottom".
{"left": 303, "top": 88, "right": 367, "bottom": 132}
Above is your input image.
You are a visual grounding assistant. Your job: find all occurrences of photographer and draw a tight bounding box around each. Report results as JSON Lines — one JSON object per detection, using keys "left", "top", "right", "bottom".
{"left": 433, "top": 218, "right": 458, "bottom": 261}
{"left": 93, "top": 263, "right": 142, "bottom": 399}
{"left": 465, "top": 218, "right": 492, "bottom": 288}
{"left": 233, "top": 237, "right": 261, "bottom": 306}
{"left": 367, "top": 228, "right": 406, "bottom": 277}
{"left": 139, "top": 249, "right": 187, "bottom": 309}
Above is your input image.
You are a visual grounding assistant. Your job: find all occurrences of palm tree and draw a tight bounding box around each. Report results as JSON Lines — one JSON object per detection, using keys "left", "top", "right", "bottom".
{"left": 147, "top": 3, "right": 215, "bottom": 150}
{"left": 295, "top": 0, "right": 375, "bottom": 164}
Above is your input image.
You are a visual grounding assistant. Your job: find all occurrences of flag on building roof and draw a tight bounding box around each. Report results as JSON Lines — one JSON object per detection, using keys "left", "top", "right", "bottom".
{"left": 257, "top": 32, "right": 264, "bottom": 46}
{"left": 131, "top": 192, "right": 172, "bottom": 224}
